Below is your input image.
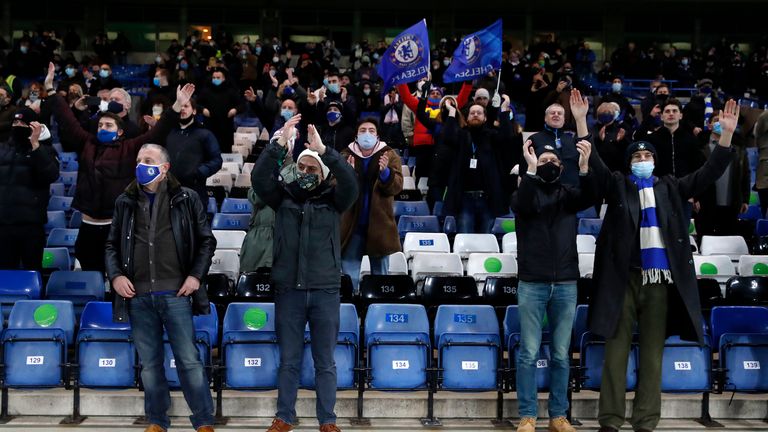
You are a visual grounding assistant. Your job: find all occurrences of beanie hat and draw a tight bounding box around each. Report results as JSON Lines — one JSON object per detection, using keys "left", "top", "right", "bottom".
{"left": 297, "top": 149, "right": 330, "bottom": 179}
{"left": 326, "top": 100, "right": 343, "bottom": 113}
{"left": 534, "top": 142, "right": 561, "bottom": 160}
{"left": 625, "top": 140, "right": 657, "bottom": 165}
{"left": 474, "top": 88, "right": 490, "bottom": 100}
{"left": 13, "top": 107, "right": 38, "bottom": 124}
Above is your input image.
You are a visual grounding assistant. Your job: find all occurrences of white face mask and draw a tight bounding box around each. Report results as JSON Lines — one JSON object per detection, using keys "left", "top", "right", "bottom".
{"left": 39, "top": 125, "right": 52, "bottom": 141}
{"left": 99, "top": 100, "right": 109, "bottom": 112}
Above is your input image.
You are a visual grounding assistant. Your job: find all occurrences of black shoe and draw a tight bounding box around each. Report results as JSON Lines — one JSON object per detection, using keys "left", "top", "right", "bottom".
{"left": 636, "top": 429, "right": 653, "bottom": 432}
{"left": 598, "top": 427, "right": 618, "bottom": 432}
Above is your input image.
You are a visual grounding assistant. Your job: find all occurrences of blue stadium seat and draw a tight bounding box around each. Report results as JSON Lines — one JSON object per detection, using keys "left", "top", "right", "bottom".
{"left": 46, "top": 228, "right": 79, "bottom": 252}
{"left": 76, "top": 302, "right": 135, "bottom": 388}
{"left": 711, "top": 306, "right": 768, "bottom": 391}
{"left": 58, "top": 152, "right": 78, "bottom": 163}
{"left": 44, "top": 211, "right": 67, "bottom": 234}
{"left": 503, "top": 305, "right": 550, "bottom": 390}
{"left": 576, "top": 207, "right": 598, "bottom": 219}
{"left": 207, "top": 197, "right": 218, "bottom": 215}
{"left": 48, "top": 196, "right": 73, "bottom": 213}
{"left": 756, "top": 219, "right": 768, "bottom": 237}
{"left": 577, "top": 218, "right": 603, "bottom": 236}
{"left": 434, "top": 305, "right": 500, "bottom": 390}
{"left": 661, "top": 335, "right": 712, "bottom": 392}
{"left": 2, "top": 300, "right": 75, "bottom": 387}
{"left": 58, "top": 171, "right": 78, "bottom": 189}
{"left": 393, "top": 201, "right": 430, "bottom": 220}
{"left": 45, "top": 271, "right": 104, "bottom": 316}
{"left": 60, "top": 160, "right": 78, "bottom": 172}
{"left": 0, "top": 270, "right": 42, "bottom": 317}
{"left": 580, "top": 331, "right": 638, "bottom": 390}
{"left": 397, "top": 215, "right": 440, "bottom": 238}
{"left": 163, "top": 305, "right": 219, "bottom": 388}
{"left": 571, "top": 305, "right": 589, "bottom": 353}
{"left": 738, "top": 205, "right": 763, "bottom": 221}
{"left": 443, "top": 215, "right": 457, "bottom": 236}
{"left": 300, "top": 304, "right": 359, "bottom": 389}
{"left": 49, "top": 183, "right": 65, "bottom": 197}
{"left": 68, "top": 210, "right": 82, "bottom": 228}
{"left": 42, "top": 248, "right": 71, "bottom": 272}
{"left": 364, "top": 304, "right": 430, "bottom": 389}
{"left": 211, "top": 213, "right": 249, "bottom": 230}
{"left": 221, "top": 303, "right": 279, "bottom": 389}
{"left": 220, "top": 198, "right": 253, "bottom": 214}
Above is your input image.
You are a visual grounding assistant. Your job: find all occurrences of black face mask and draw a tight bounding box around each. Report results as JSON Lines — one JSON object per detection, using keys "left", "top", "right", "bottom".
{"left": 11, "top": 126, "right": 31, "bottom": 144}
{"left": 536, "top": 162, "right": 561, "bottom": 183}
{"left": 179, "top": 115, "right": 195, "bottom": 127}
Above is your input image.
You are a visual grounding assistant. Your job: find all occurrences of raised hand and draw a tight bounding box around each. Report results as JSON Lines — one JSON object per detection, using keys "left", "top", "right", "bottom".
{"left": 500, "top": 94, "right": 511, "bottom": 113}
{"left": 176, "top": 83, "right": 195, "bottom": 106}
{"left": 305, "top": 124, "right": 326, "bottom": 155}
{"left": 569, "top": 88, "right": 589, "bottom": 121}
{"left": 341, "top": 86, "right": 348, "bottom": 102}
{"left": 28, "top": 122, "right": 43, "bottom": 149}
{"left": 278, "top": 113, "right": 302, "bottom": 147}
{"left": 523, "top": 139, "right": 538, "bottom": 172}
{"left": 444, "top": 98, "right": 456, "bottom": 116}
{"left": 718, "top": 99, "right": 740, "bottom": 142}
{"left": 346, "top": 154, "right": 355, "bottom": 167}
{"left": 378, "top": 152, "right": 389, "bottom": 172}
{"left": 44, "top": 62, "right": 55, "bottom": 90}
{"left": 244, "top": 86, "right": 257, "bottom": 102}
{"left": 142, "top": 115, "right": 158, "bottom": 128}
{"left": 576, "top": 140, "right": 592, "bottom": 173}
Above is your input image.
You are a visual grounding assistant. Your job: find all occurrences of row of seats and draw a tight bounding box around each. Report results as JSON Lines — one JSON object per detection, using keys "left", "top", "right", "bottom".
{"left": 3, "top": 300, "right": 765, "bottom": 396}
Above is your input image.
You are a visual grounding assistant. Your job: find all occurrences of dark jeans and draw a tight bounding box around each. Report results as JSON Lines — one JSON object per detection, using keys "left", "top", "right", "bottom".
{"left": 275, "top": 287, "right": 340, "bottom": 426}
{"left": 458, "top": 192, "right": 494, "bottom": 234}
{"left": 341, "top": 230, "right": 388, "bottom": 293}
{"left": 598, "top": 270, "right": 668, "bottom": 431}
{"left": 74, "top": 222, "right": 111, "bottom": 273}
{"left": 0, "top": 224, "right": 45, "bottom": 271}
{"left": 758, "top": 188, "right": 768, "bottom": 220}
{"left": 410, "top": 145, "right": 433, "bottom": 183}
{"left": 129, "top": 294, "right": 215, "bottom": 430}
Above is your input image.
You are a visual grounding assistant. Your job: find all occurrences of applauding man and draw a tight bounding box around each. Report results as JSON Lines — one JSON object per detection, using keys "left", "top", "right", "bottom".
{"left": 252, "top": 114, "right": 358, "bottom": 432}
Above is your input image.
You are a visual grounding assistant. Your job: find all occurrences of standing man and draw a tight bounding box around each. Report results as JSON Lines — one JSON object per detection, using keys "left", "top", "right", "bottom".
{"left": 105, "top": 144, "right": 216, "bottom": 432}
{"left": 0, "top": 114, "right": 59, "bottom": 270}
{"left": 252, "top": 114, "right": 358, "bottom": 432}
{"left": 571, "top": 90, "right": 740, "bottom": 432}
{"left": 197, "top": 68, "right": 245, "bottom": 153}
{"left": 44, "top": 62, "right": 191, "bottom": 274}
{"left": 511, "top": 137, "right": 594, "bottom": 432}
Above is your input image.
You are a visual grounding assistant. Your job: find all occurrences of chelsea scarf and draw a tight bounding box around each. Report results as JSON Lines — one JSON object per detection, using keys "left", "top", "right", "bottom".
{"left": 631, "top": 174, "right": 674, "bottom": 285}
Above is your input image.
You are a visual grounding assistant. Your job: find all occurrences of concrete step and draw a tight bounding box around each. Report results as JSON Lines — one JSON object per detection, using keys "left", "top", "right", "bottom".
{"left": 2, "top": 389, "right": 766, "bottom": 425}
{"left": 0, "top": 417, "right": 767, "bottom": 431}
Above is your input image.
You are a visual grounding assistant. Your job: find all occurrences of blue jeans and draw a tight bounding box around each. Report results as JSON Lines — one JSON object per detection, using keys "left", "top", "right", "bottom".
{"left": 129, "top": 294, "right": 214, "bottom": 430}
{"left": 516, "top": 281, "right": 577, "bottom": 418}
{"left": 276, "top": 287, "right": 341, "bottom": 426}
{"left": 457, "top": 192, "right": 495, "bottom": 234}
{"left": 341, "top": 230, "right": 388, "bottom": 293}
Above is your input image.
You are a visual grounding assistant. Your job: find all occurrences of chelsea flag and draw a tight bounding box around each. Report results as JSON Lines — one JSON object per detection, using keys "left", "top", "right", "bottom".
{"left": 443, "top": 19, "right": 502, "bottom": 83}
{"left": 377, "top": 19, "right": 430, "bottom": 90}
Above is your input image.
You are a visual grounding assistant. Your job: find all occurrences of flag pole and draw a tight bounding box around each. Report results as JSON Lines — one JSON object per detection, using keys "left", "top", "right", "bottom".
{"left": 495, "top": 67, "right": 502, "bottom": 96}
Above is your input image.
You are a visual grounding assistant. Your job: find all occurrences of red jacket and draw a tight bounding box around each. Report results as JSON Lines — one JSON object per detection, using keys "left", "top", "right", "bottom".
{"left": 397, "top": 82, "right": 473, "bottom": 147}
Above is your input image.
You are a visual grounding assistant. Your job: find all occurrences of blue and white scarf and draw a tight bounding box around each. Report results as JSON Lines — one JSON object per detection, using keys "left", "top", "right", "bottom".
{"left": 631, "top": 175, "right": 674, "bottom": 285}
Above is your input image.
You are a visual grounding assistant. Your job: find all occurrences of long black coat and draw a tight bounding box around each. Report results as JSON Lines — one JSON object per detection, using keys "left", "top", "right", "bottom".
{"left": 587, "top": 144, "right": 734, "bottom": 344}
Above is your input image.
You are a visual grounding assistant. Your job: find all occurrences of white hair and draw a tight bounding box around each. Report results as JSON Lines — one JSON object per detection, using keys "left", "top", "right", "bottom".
{"left": 139, "top": 144, "right": 170, "bottom": 164}
{"left": 109, "top": 88, "right": 132, "bottom": 109}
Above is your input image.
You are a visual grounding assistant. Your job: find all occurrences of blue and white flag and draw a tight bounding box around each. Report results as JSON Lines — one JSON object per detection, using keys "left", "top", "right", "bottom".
{"left": 443, "top": 19, "right": 502, "bottom": 83}
{"left": 377, "top": 19, "right": 430, "bottom": 91}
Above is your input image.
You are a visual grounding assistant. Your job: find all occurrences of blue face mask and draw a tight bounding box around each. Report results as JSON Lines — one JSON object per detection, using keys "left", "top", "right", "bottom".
{"left": 712, "top": 122, "right": 722, "bottom": 135}
{"left": 357, "top": 132, "right": 378, "bottom": 150}
{"left": 254, "top": 47, "right": 262, "bottom": 55}
{"left": 428, "top": 97, "right": 441, "bottom": 105}
{"left": 96, "top": 129, "right": 118, "bottom": 144}
{"left": 65, "top": 67, "right": 76, "bottom": 77}
{"left": 180, "top": 62, "right": 189, "bottom": 70}
{"left": 153, "top": 77, "right": 162, "bottom": 87}
{"left": 327, "top": 83, "right": 340, "bottom": 94}
{"left": 99, "top": 70, "right": 110, "bottom": 79}
{"left": 326, "top": 111, "right": 342, "bottom": 123}
{"left": 631, "top": 161, "right": 655, "bottom": 179}
{"left": 611, "top": 83, "right": 622, "bottom": 93}
{"left": 212, "top": 78, "right": 223, "bottom": 86}
{"left": 135, "top": 163, "right": 163, "bottom": 185}
{"left": 281, "top": 109, "right": 294, "bottom": 121}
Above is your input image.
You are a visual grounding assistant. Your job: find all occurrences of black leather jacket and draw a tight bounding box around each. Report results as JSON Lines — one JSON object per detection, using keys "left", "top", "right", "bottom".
{"left": 105, "top": 174, "right": 216, "bottom": 322}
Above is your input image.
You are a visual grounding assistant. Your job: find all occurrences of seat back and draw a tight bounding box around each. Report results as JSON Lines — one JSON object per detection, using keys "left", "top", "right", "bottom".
{"left": 501, "top": 232, "right": 517, "bottom": 254}
{"left": 46, "top": 228, "right": 79, "bottom": 249}
{"left": 388, "top": 251, "right": 408, "bottom": 275}
{"left": 42, "top": 248, "right": 71, "bottom": 271}
{"left": 364, "top": 303, "right": 429, "bottom": 344}
{"left": 213, "top": 230, "right": 247, "bottom": 251}
{"left": 579, "top": 253, "right": 595, "bottom": 278}
{"left": 393, "top": 201, "right": 430, "bottom": 220}
{"left": 210, "top": 249, "right": 240, "bottom": 281}
{"left": 359, "top": 275, "right": 418, "bottom": 307}
{"left": 725, "top": 276, "right": 768, "bottom": 306}
{"left": 7, "top": 300, "right": 75, "bottom": 345}
{"left": 44, "top": 211, "right": 67, "bottom": 234}
{"left": 490, "top": 218, "right": 516, "bottom": 236}
{"left": 211, "top": 213, "right": 249, "bottom": 230}
{"left": 236, "top": 271, "right": 274, "bottom": 301}
{"left": 0, "top": 270, "right": 42, "bottom": 306}
{"left": 434, "top": 305, "right": 499, "bottom": 347}
{"left": 711, "top": 306, "right": 768, "bottom": 345}
{"left": 220, "top": 198, "right": 253, "bottom": 214}
{"left": 80, "top": 301, "right": 130, "bottom": 331}
{"left": 578, "top": 218, "right": 602, "bottom": 236}
{"left": 397, "top": 215, "right": 440, "bottom": 237}
{"left": 45, "top": 271, "right": 104, "bottom": 308}
{"left": 453, "top": 234, "right": 500, "bottom": 258}
{"left": 466, "top": 253, "right": 517, "bottom": 281}
{"left": 421, "top": 275, "right": 479, "bottom": 306}
{"left": 402, "top": 232, "right": 450, "bottom": 258}
{"left": 737, "top": 255, "right": 768, "bottom": 276}
{"left": 410, "top": 252, "right": 463, "bottom": 281}
{"left": 223, "top": 302, "right": 276, "bottom": 333}
{"left": 48, "top": 196, "right": 73, "bottom": 212}
{"left": 576, "top": 234, "right": 596, "bottom": 253}
{"left": 693, "top": 255, "right": 736, "bottom": 282}
{"left": 700, "top": 235, "right": 750, "bottom": 260}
